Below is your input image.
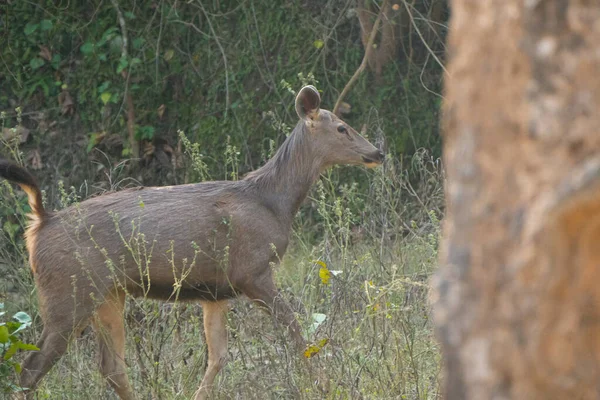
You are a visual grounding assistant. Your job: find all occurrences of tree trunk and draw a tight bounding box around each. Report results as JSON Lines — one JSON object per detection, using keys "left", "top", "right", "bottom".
{"left": 432, "top": 1, "right": 600, "bottom": 399}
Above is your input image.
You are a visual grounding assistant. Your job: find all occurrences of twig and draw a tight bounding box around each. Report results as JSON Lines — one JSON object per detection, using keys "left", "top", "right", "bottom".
{"left": 333, "top": 0, "right": 389, "bottom": 115}
{"left": 110, "top": 0, "right": 139, "bottom": 159}
{"left": 401, "top": 0, "right": 448, "bottom": 76}
{"left": 197, "top": 1, "right": 230, "bottom": 119}
{"left": 155, "top": 0, "right": 164, "bottom": 87}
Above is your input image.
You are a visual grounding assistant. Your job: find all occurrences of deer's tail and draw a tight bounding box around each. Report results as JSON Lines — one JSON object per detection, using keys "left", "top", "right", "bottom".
{"left": 0, "top": 159, "right": 46, "bottom": 221}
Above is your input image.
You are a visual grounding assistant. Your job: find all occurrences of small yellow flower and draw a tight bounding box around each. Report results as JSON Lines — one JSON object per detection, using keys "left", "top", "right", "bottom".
{"left": 303, "top": 338, "right": 329, "bottom": 358}
{"left": 313, "top": 260, "right": 331, "bottom": 285}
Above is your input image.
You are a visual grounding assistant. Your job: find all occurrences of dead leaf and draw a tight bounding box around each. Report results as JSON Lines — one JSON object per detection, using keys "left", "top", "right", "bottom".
{"left": 28, "top": 149, "right": 42, "bottom": 170}
{"left": 162, "top": 143, "right": 173, "bottom": 156}
{"left": 38, "top": 45, "right": 52, "bottom": 61}
{"left": 2, "top": 126, "right": 30, "bottom": 143}
{"left": 173, "top": 140, "right": 184, "bottom": 169}
{"left": 337, "top": 101, "right": 352, "bottom": 115}
{"left": 37, "top": 119, "right": 49, "bottom": 134}
{"left": 157, "top": 104, "right": 166, "bottom": 119}
{"left": 104, "top": 133, "right": 123, "bottom": 148}
{"left": 142, "top": 142, "right": 155, "bottom": 159}
{"left": 58, "top": 89, "right": 74, "bottom": 115}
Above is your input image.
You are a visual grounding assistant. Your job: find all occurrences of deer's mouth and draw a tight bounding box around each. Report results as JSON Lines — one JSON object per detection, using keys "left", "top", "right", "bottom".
{"left": 362, "top": 152, "right": 384, "bottom": 168}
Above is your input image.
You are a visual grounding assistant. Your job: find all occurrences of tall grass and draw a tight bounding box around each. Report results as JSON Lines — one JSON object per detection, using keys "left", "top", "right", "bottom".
{"left": 0, "top": 128, "right": 443, "bottom": 399}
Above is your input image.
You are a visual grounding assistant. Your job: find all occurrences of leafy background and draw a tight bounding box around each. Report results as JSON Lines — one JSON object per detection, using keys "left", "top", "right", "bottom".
{"left": 1, "top": 0, "right": 444, "bottom": 188}
{"left": 0, "top": 1, "right": 447, "bottom": 398}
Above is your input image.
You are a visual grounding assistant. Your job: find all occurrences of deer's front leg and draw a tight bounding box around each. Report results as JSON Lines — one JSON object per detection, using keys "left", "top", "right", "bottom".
{"left": 194, "top": 300, "right": 229, "bottom": 400}
{"left": 238, "top": 271, "right": 306, "bottom": 353}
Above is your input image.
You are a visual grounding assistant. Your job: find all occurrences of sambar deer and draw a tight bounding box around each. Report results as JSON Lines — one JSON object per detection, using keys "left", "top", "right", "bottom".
{"left": 0, "top": 85, "right": 383, "bottom": 399}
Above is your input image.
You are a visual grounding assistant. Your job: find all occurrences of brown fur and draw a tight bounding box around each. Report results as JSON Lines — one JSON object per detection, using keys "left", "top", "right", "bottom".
{"left": 1, "top": 86, "right": 384, "bottom": 399}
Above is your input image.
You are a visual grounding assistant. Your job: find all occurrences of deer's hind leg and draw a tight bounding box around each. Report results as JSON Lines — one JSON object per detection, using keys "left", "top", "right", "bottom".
{"left": 92, "top": 289, "right": 134, "bottom": 400}
{"left": 19, "top": 326, "right": 75, "bottom": 395}
{"left": 194, "top": 300, "right": 229, "bottom": 400}
{"left": 20, "top": 281, "right": 95, "bottom": 395}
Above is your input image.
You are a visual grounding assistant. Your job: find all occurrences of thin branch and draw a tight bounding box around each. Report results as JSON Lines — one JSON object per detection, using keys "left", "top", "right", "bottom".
{"left": 401, "top": 0, "right": 448, "bottom": 76}
{"left": 333, "top": 0, "right": 389, "bottom": 115}
{"left": 110, "top": 0, "right": 128, "bottom": 62}
{"left": 197, "top": 1, "right": 230, "bottom": 119}
{"left": 173, "top": 19, "right": 211, "bottom": 39}
{"left": 155, "top": 0, "right": 164, "bottom": 87}
{"left": 110, "top": 0, "right": 139, "bottom": 159}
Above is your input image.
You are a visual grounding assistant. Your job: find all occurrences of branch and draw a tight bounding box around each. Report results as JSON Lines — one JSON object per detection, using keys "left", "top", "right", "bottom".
{"left": 401, "top": 0, "right": 448, "bottom": 76}
{"left": 110, "top": 0, "right": 139, "bottom": 159}
{"left": 197, "top": 0, "right": 230, "bottom": 119}
{"left": 333, "top": 0, "right": 389, "bottom": 116}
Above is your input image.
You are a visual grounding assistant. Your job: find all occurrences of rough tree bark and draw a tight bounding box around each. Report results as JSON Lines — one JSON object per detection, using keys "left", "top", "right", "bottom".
{"left": 432, "top": 1, "right": 600, "bottom": 399}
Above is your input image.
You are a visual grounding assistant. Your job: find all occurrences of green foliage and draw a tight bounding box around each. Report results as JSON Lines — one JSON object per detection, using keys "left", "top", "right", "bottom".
{"left": 0, "top": 304, "right": 38, "bottom": 394}
{"left": 1, "top": 0, "right": 445, "bottom": 190}
{"left": 0, "top": 1, "right": 447, "bottom": 397}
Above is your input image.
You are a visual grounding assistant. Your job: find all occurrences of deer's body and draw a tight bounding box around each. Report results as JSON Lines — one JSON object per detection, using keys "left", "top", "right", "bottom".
{"left": 35, "top": 180, "right": 290, "bottom": 304}
{"left": 1, "top": 86, "right": 383, "bottom": 399}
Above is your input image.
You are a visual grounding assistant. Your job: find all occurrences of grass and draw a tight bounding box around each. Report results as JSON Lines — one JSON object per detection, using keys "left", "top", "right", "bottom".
{"left": 19, "top": 239, "right": 440, "bottom": 400}
{"left": 0, "top": 134, "right": 443, "bottom": 399}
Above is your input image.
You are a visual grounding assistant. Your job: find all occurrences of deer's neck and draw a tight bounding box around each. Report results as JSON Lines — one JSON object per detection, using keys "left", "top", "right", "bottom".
{"left": 245, "top": 123, "right": 323, "bottom": 220}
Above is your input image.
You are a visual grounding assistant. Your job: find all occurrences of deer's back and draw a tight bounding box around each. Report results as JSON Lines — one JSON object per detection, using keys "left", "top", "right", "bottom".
{"left": 30, "top": 180, "right": 289, "bottom": 303}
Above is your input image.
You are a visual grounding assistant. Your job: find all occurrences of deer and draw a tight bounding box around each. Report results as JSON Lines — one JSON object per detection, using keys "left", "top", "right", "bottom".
{"left": 0, "top": 85, "right": 384, "bottom": 400}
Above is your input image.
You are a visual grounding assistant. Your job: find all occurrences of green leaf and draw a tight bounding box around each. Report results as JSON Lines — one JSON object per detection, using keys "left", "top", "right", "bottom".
{"left": 51, "top": 54, "right": 62, "bottom": 70}
{"left": 132, "top": 37, "right": 145, "bottom": 50}
{"left": 98, "top": 81, "right": 110, "bottom": 93}
{"left": 4, "top": 342, "right": 19, "bottom": 360}
{"left": 99, "top": 27, "right": 119, "bottom": 45}
{"left": 312, "top": 313, "right": 326, "bottom": 325}
{"left": 29, "top": 57, "right": 45, "bottom": 70}
{"left": 129, "top": 57, "right": 141, "bottom": 67}
{"left": 3, "top": 221, "right": 19, "bottom": 240}
{"left": 100, "top": 92, "right": 112, "bottom": 105}
{"left": 80, "top": 42, "right": 94, "bottom": 55}
{"left": 17, "top": 342, "right": 39, "bottom": 351}
{"left": 116, "top": 57, "right": 128, "bottom": 74}
{"left": 124, "top": 11, "right": 135, "bottom": 19}
{"left": 0, "top": 326, "right": 9, "bottom": 344}
{"left": 13, "top": 312, "right": 31, "bottom": 325}
{"left": 87, "top": 134, "right": 97, "bottom": 153}
{"left": 313, "top": 39, "right": 324, "bottom": 49}
{"left": 308, "top": 313, "right": 327, "bottom": 335}
{"left": 40, "top": 19, "right": 53, "bottom": 31}
{"left": 11, "top": 312, "right": 32, "bottom": 334}
{"left": 24, "top": 23, "right": 39, "bottom": 36}
{"left": 163, "top": 49, "right": 174, "bottom": 61}
{"left": 135, "top": 126, "right": 155, "bottom": 141}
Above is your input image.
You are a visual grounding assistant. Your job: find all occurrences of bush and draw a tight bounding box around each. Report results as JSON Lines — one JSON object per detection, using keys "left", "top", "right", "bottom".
{"left": 0, "top": 303, "right": 38, "bottom": 394}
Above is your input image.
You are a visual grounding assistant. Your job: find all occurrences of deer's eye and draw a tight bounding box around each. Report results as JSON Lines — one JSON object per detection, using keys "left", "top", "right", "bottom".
{"left": 337, "top": 125, "right": 348, "bottom": 134}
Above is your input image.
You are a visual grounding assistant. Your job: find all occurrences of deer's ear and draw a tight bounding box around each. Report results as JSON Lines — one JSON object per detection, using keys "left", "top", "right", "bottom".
{"left": 295, "top": 85, "right": 321, "bottom": 120}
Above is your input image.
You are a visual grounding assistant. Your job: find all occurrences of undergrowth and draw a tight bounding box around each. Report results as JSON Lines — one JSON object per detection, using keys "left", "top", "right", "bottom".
{"left": 1, "top": 0, "right": 447, "bottom": 396}
{"left": 0, "top": 117, "right": 443, "bottom": 399}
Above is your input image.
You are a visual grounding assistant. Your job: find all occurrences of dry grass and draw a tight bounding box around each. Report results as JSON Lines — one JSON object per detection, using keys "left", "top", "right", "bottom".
{"left": 1, "top": 144, "right": 443, "bottom": 400}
